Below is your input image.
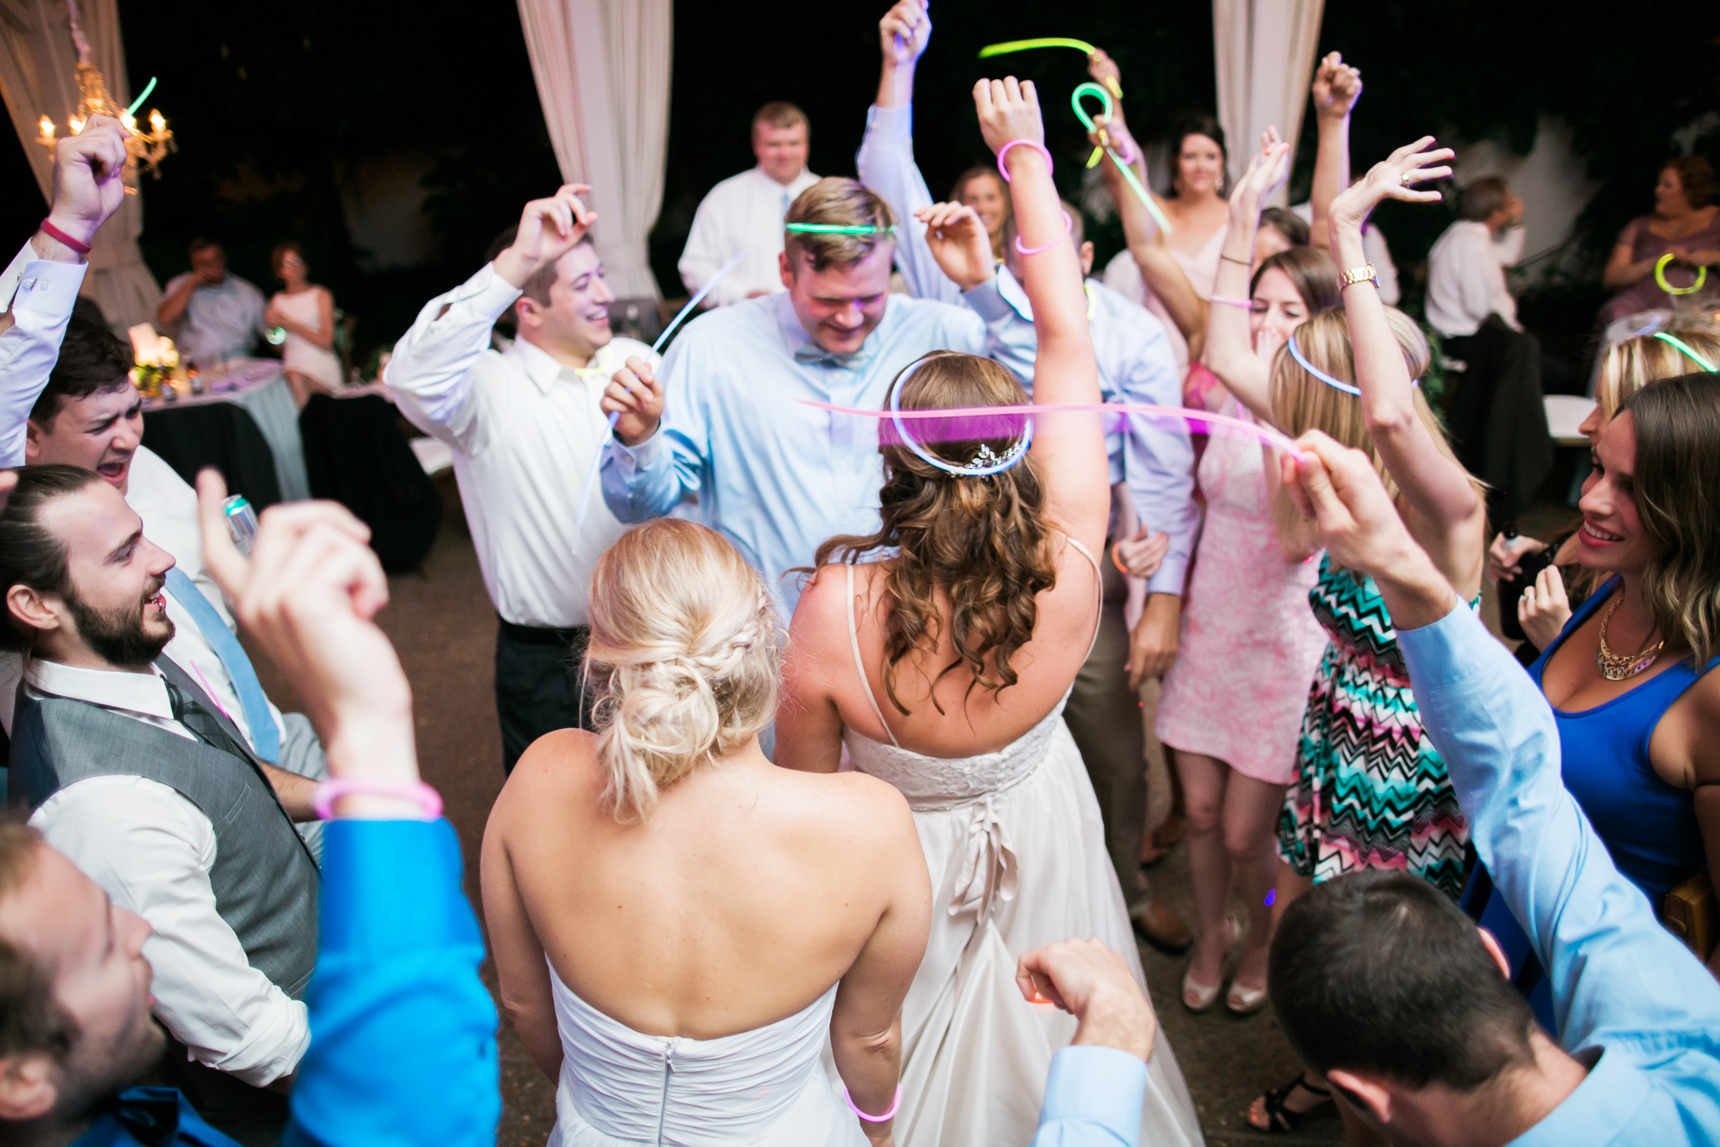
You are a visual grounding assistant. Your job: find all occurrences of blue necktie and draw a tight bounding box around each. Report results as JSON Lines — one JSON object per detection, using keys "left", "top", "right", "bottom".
{"left": 162, "top": 567, "right": 281, "bottom": 762}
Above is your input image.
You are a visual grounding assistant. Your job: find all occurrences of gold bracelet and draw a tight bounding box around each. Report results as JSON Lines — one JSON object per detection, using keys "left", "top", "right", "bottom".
{"left": 1339, "top": 263, "right": 1379, "bottom": 288}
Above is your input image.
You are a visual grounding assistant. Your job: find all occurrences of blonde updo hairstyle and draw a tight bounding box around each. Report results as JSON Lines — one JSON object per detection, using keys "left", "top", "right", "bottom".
{"left": 1269, "top": 307, "right": 1473, "bottom": 502}
{"left": 1596, "top": 321, "right": 1720, "bottom": 421}
{"left": 585, "top": 519, "right": 783, "bottom": 822}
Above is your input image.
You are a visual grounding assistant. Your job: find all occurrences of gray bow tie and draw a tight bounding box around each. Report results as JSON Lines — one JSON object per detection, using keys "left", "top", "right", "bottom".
{"left": 793, "top": 342, "right": 870, "bottom": 370}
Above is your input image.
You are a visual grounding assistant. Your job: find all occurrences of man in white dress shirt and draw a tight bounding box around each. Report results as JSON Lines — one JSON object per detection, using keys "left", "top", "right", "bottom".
{"left": 2, "top": 466, "right": 320, "bottom": 1138}
{"left": 156, "top": 239, "right": 267, "bottom": 366}
{"left": 387, "top": 185, "right": 660, "bottom": 771}
{"left": 677, "top": 102, "right": 820, "bottom": 307}
{"left": 1426, "top": 176, "right": 1526, "bottom": 340}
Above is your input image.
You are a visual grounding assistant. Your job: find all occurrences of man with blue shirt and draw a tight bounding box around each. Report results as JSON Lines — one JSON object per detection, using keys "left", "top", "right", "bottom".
{"left": 600, "top": 176, "right": 987, "bottom": 617}
{"left": 156, "top": 241, "right": 267, "bottom": 367}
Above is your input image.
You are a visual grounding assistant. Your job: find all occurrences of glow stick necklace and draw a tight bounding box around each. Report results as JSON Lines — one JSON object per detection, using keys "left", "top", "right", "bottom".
{"left": 1655, "top": 252, "right": 1708, "bottom": 296}
{"left": 1287, "top": 333, "right": 1421, "bottom": 397}
{"left": 1654, "top": 331, "right": 1716, "bottom": 372}
{"left": 977, "top": 38, "right": 1122, "bottom": 99}
{"left": 1070, "top": 83, "right": 1173, "bottom": 235}
{"left": 802, "top": 398, "right": 1310, "bottom": 464}
{"left": 573, "top": 251, "right": 744, "bottom": 534}
{"left": 124, "top": 76, "right": 157, "bottom": 118}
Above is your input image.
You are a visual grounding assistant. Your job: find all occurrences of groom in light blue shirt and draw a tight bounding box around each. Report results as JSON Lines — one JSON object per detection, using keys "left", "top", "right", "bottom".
{"left": 599, "top": 177, "right": 990, "bottom": 617}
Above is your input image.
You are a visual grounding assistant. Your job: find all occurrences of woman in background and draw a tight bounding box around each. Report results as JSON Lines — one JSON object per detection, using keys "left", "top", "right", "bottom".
{"left": 950, "top": 166, "right": 1011, "bottom": 262}
{"left": 1600, "top": 156, "right": 1720, "bottom": 325}
{"left": 266, "top": 241, "right": 343, "bottom": 407}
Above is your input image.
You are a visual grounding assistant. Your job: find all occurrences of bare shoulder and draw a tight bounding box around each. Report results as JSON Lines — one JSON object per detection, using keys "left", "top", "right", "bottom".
{"left": 491, "top": 728, "right": 606, "bottom": 823}
{"left": 1680, "top": 666, "right": 1720, "bottom": 786}
{"left": 788, "top": 563, "right": 865, "bottom": 663}
{"left": 774, "top": 766, "right": 917, "bottom": 851}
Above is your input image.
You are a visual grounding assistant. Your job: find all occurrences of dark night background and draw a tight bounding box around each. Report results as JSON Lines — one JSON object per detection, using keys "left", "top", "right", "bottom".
{"left": 4, "top": 1, "right": 1717, "bottom": 369}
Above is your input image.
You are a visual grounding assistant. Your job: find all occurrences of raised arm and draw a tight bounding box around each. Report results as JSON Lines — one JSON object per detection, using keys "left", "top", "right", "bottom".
{"left": 1328, "top": 140, "right": 1485, "bottom": 594}
{"left": 1091, "top": 110, "right": 1209, "bottom": 358}
{"left": 1306, "top": 53, "right": 1362, "bottom": 252}
{"left": 975, "top": 78, "right": 1107, "bottom": 553}
{"left": 1201, "top": 131, "right": 1292, "bottom": 422}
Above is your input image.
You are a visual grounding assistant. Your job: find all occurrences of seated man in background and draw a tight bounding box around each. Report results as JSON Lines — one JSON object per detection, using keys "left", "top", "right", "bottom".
{"left": 1426, "top": 177, "right": 1550, "bottom": 524}
{"left": 156, "top": 239, "right": 266, "bottom": 366}
{"left": 2, "top": 466, "right": 322, "bottom": 1141}
{"left": 677, "top": 101, "right": 819, "bottom": 306}
{"left": 0, "top": 482, "right": 496, "bottom": 1147}
{"left": 1263, "top": 433, "right": 1720, "bottom": 1144}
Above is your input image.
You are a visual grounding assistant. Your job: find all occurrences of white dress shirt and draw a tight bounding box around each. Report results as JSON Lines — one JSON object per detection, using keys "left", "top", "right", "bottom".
{"left": 678, "top": 166, "right": 820, "bottom": 306}
{"left": 1425, "top": 220, "right": 1526, "bottom": 338}
{"left": 23, "top": 659, "right": 310, "bottom": 1088}
{"left": 0, "top": 239, "right": 87, "bottom": 468}
{"left": 161, "top": 272, "right": 267, "bottom": 364}
{"left": 386, "top": 263, "right": 660, "bottom": 628}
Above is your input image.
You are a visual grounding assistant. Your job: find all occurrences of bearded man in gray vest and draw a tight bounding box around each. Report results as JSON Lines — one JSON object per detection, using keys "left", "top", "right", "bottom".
{"left": 1, "top": 465, "right": 319, "bottom": 1143}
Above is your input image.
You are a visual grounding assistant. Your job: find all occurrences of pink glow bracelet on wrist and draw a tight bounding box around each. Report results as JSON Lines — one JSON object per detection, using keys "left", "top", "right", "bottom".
{"left": 38, "top": 219, "right": 92, "bottom": 255}
{"left": 1014, "top": 211, "right": 1073, "bottom": 257}
{"left": 996, "top": 139, "right": 1054, "bottom": 182}
{"left": 313, "top": 778, "right": 443, "bottom": 822}
{"left": 1209, "top": 295, "right": 1255, "bottom": 309}
{"left": 843, "top": 1084, "right": 902, "bottom": 1122}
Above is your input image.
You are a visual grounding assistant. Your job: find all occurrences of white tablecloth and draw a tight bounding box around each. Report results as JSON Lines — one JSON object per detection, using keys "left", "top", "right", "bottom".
{"left": 142, "top": 360, "right": 310, "bottom": 501}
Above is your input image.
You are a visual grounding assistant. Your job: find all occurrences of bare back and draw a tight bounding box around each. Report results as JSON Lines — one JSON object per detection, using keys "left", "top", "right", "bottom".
{"left": 482, "top": 732, "right": 929, "bottom": 1042}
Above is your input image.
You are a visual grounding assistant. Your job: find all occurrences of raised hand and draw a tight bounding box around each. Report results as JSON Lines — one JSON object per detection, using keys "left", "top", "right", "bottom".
{"left": 1330, "top": 137, "right": 1452, "bottom": 233}
{"left": 1230, "top": 128, "right": 1291, "bottom": 221}
{"left": 1016, "top": 938, "right": 1158, "bottom": 1062}
{"left": 494, "top": 184, "right": 596, "bottom": 289}
{"left": 1087, "top": 47, "right": 1123, "bottom": 97}
{"left": 1278, "top": 431, "right": 1422, "bottom": 580}
{"left": 973, "top": 76, "right": 1044, "bottom": 157}
{"left": 45, "top": 115, "right": 128, "bottom": 249}
{"left": 602, "top": 356, "right": 665, "bottom": 446}
{"left": 196, "top": 470, "right": 418, "bottom": 789}
{"left": 914, "top": 202, "right": 994, "bottom": 291}
{"left": 879, "top": 0, "right": 931, "bottom": 68}
{"left": 1310, "top": 51, "right": 1363, "bottom": 121}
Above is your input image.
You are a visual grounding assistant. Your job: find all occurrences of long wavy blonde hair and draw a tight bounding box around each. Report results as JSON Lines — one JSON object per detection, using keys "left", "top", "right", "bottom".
{"left": 584, "top": 520, "right": 783, "bottom": 822}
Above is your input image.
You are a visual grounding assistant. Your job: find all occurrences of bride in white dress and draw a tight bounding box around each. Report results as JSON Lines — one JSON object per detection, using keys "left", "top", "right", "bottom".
{"left": 482, "top": 519, "right": 933, "bottom": 1146}
{"left": 778, "top": 79, "right": 1204, "bottom": 1147}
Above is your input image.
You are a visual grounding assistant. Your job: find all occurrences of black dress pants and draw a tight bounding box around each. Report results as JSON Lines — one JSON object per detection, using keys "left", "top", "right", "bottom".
{"left": 495, "top": 618, "right": 593, "bottom": 772}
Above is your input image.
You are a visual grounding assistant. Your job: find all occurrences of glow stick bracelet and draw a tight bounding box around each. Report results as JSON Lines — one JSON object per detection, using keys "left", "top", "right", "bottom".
{"left": 1070, "top": 83, "right": 1172, "bottom": 235}
{"left": 1209, "top": 295, "right": 1254, "bottom": 309}
{"left": 574, "top": 251, "right": 745, "bottom": 536}
{"left": 799, "top": 398, "right": 1311, "bottom": 463}
{"left": 1655, "top": 252, "right": 1707, "bottom": 296}
{"left": 125, "top": 76, "right": 157, "bottom": 118}
{"left": 1654, "top": 331, "right": 1716, "bottom": 372}
{"left": 979, "top": 36, "right": 1097, "bottom": 58}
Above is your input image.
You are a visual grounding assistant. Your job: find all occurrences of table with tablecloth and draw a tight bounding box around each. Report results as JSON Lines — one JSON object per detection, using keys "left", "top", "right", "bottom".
{"left": 141, "top": 358, "right": 310, "bottom": 503}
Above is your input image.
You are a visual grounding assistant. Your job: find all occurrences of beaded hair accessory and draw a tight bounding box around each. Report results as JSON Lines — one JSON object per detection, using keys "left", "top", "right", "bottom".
{"left": 888, "top": 356, "right": 1032, "bottom": 477}
{"left": 1286, "top": 333, "right": 1421, "bottom": 397}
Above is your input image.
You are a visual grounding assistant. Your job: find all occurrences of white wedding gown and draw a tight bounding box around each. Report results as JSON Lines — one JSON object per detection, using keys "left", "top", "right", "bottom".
{"left": 833, "top": 546, "right": 1206, "bottom": 1147}
{"left": 547, "top": 965, "right": 867, "bottom": 1146}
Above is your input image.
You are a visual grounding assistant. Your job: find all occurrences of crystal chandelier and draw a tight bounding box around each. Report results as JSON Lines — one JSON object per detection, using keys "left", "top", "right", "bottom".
{"left": 34, "top": 0, "right": 173, "bottom": 190}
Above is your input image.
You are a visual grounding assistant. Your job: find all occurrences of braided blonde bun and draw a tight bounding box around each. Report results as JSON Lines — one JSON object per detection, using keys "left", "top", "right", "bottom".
{"left": 585, "top": 520, "right": 783, "bottom": 821}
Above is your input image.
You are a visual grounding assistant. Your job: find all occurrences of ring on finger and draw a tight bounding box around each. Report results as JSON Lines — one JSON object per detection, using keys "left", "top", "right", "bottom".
{"left": 1400, "top": 171, "right": 1416, "bottom": 187}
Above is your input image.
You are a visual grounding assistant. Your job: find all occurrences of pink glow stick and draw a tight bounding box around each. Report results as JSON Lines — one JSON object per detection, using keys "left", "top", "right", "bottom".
{"left": 799, "top": 399, "right": 1312, "bottom": 463}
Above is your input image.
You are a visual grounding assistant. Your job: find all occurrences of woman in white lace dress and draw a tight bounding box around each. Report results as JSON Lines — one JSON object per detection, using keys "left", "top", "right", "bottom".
{"left": 482, "top": 520, "right": 932, "bottom": 1146}
{"left": 777, "top": 78, "right": 1203, "bottom": 1147}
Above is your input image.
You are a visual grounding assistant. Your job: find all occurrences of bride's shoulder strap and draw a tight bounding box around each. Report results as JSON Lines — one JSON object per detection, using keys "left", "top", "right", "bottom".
{"left": 1058, "top": 534, "right": 1105, "bottom": 659}
{"left": 845, "top": 563, "right": 902, "bottom": 749}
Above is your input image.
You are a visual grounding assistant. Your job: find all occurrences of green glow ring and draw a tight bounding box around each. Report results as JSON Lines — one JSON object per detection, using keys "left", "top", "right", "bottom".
{"left": 125, "top": 76, "right": 157, "bottom": 118}
{"left": 785, "top": 223, "right": 897, "bottom": 236}
{"left": 1655, "top": 252, "right": 1707, "bottom": 296}
{"left": 1070, "top": 83, "right": 1172, "bottom": 235}
{"left": 1653, "top": 332, "right": 1716, "bottom": 372}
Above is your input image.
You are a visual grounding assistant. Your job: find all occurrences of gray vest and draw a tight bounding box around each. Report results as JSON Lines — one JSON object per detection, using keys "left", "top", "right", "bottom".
{"left": 9, "top": 658, "right": 319, "bottom": 1000}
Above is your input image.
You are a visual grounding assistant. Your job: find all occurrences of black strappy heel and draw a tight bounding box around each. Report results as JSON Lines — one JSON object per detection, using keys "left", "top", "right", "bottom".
{"left": 1249, "top": 1073, "right": 1332, "bottom": 1133}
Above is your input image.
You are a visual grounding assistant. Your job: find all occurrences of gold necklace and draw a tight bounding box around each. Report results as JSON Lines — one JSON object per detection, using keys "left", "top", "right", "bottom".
{"left": 1596, "top": 594, "right": 1665, "bottom": 681}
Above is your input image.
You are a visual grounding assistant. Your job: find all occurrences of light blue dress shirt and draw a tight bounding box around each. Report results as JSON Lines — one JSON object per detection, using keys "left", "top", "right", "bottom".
{"left": 1399, "top": 603, "right": 1720, "bottom": 1145}
{"left": 858, "top": 104, "right": 1198, "bottom": 596}
{"left": 600, "top": 290, "right": 985, "bottom": 615}
{"left": 1032, "top": 1046, "right": 1149, "bottom": 1146}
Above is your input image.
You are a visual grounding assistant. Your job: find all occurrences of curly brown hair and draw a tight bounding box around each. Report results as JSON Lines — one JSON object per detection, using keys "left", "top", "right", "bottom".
{"left": 813, "top": 352, "right": 1057, "bottom": 716}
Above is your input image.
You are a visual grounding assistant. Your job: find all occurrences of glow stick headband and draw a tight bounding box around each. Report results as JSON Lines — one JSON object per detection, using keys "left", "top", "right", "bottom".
{"left": 124, "top": 77, "right": 157, "bottom": 118}
{"left": 1286, "top": 333, "right": 1420, "bottom": 397}
{"left": 977, "top": 37, "right": 1122, "bottom": 99}
{"left": 1655, "top": 252, "right": 1708, "bottom": 296}
{"left": 803, "top": 398, "right": 1312, "bottom": 464}
{"left": 574, "top": 251, "right": 745, "bottom": 534}
{"left": 785, "top": 223, "right": 897, "bottom": 236}
{"left": 1654, "top": 331, "right": 1717, "bottom": 372}
{"left": 1070, "top": 83, "right": 1173, "bottom": 235}
{"left": 886, "top": 357, "right": 1032, "bottom": 477}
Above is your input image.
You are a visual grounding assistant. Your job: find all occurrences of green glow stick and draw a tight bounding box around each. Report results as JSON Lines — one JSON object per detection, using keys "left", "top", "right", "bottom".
{"left": 785, "top": 223, "right": 897, "bottom": 235}
{"left": 978, "top": 36, "right": 1097, "bottom": 58}
{"left": 1070, "top": 83, "right": 1172, "bottom": 234}
{"left": 1654, "top": 332, "right": 1716, "bottom": 372}
{"left": 124, "top": 76, "right": 157, "bottom": 118}
{"left": 1655, "top": 252, "right": 1708, "bottom": 297}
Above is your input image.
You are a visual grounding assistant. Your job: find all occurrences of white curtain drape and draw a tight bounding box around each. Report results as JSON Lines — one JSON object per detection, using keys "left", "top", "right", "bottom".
{"left": 1212, "top": 0, "right": 1325, "bottom": 206}
{"left": 0, "top": 0, "right": 162, "bottom": 330}
{"left": 516, "top": 0, "right": 671, "bottom": 300}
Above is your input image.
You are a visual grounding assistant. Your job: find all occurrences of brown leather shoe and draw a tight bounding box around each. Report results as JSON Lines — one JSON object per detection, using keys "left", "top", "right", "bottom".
{"left": 1130, "top": 898, "right": 1193, "bottom": 954}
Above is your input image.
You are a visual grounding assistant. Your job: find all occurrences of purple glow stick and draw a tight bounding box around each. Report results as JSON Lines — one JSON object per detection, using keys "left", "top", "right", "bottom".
{"left": 574, "top": 252, "right": 745, "bottom": 535}
{"left": 800, "top": 398, "right": 1312, "bottom": 463}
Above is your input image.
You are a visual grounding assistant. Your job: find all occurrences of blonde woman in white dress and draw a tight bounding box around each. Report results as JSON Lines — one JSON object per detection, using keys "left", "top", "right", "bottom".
{"left": 778, "top": 77, "right": 1203, "bottom": 1147}
{"left": 266, "top": 241, "right": 343, "bottom": 406}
